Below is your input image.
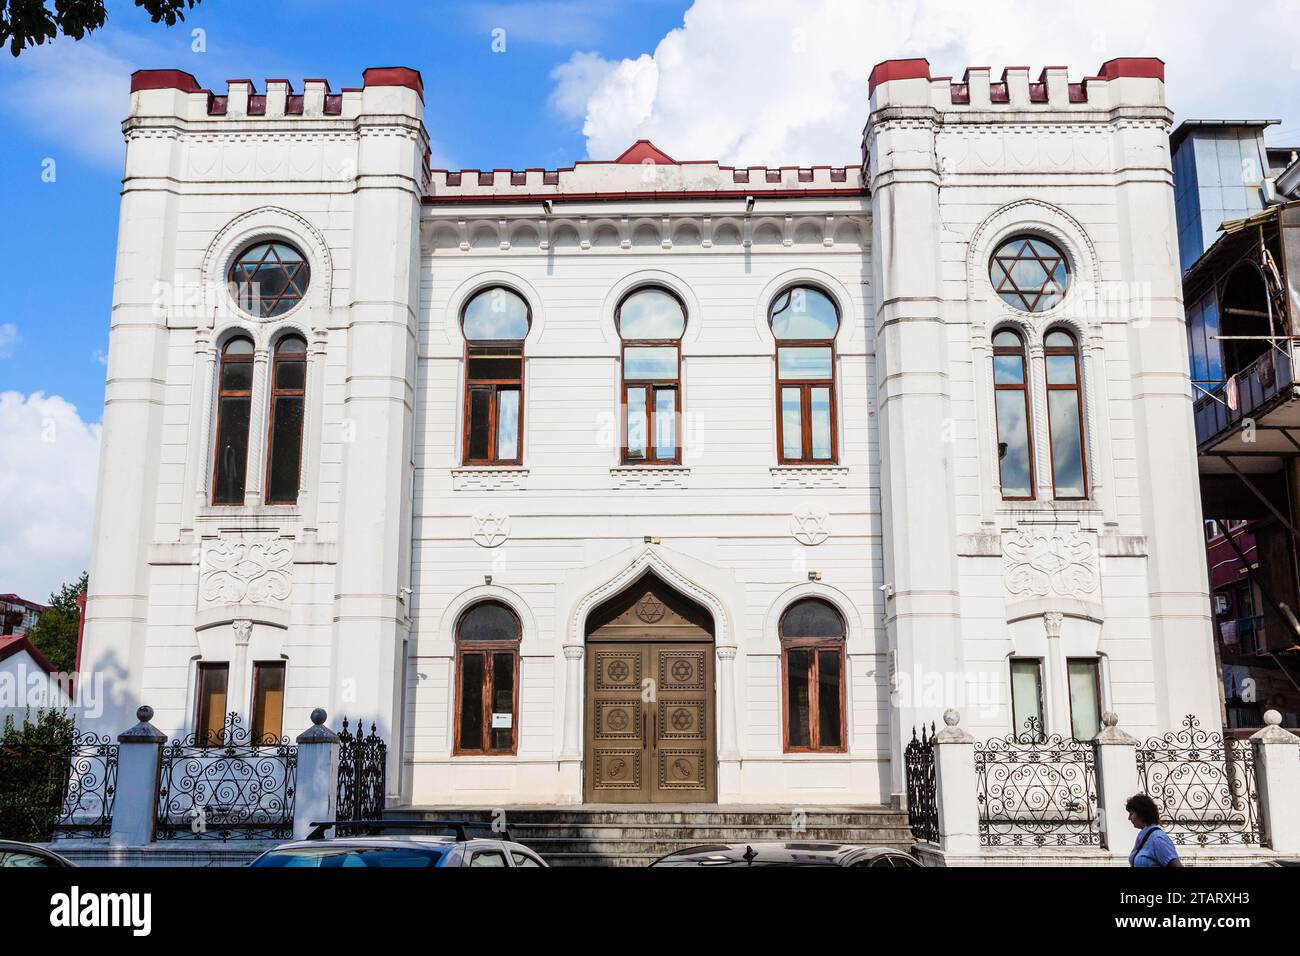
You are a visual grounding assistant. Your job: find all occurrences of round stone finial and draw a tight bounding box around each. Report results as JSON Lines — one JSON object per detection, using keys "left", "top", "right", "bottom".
{"left": 1102, "top": 711, "right": 1119, "bottom": 729}
{"left": 1264, "top": 710, "right": 1283, "bottom": 728}
{"left": 943, "top": 708, "right": 961, "bottom": 727}
{"left": 137, "top": 705, "right": 154, "bottom": 723}
{"left": 310, "top": 707, "right": 328, "bottom": 726}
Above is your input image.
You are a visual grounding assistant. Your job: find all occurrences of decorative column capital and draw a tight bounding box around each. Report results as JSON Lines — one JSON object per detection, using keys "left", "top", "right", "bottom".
{"left": 716, "top": 645, "right": 738, "bottom": 662}
{"left": 563, "top": 644, "right": 585, "bottom": 662}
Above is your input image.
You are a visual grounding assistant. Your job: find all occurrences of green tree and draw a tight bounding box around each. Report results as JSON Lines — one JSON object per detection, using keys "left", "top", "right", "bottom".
{"left": 0, "top": 709, "right": 76, "bottom": 842}
{"left": 1, "top": 0, "right": 201, "bottom": 57}
{"left": 24, "top": 572, "right": 87, "bottom": 675}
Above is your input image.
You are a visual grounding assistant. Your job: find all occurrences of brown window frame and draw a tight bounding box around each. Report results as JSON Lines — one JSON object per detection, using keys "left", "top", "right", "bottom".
{"left": 1066, "top": 657, "right": 1103, "bottom": 742}
{"left": 227, "top": 240, "right": 311, "bottom": 318}
{"left": 992, "top": 329, "right": 1036, "bottom": 502}
{"left": 461, "top": 289, "right": 529, "bottom": 467}
{"left": 264, "top": 336, "right": 307, "bottom": 505}
{"left": 770, "top": 286, "right": 840, "bottom": 465}
{"left": 617, "top": 287, "right": 686, "bottom": 465}
{"left": 211, "top": 338, "right": 255, "bottom": 505}
{"left": 250, "top": 660, "right": 287, "bottom": 743}
{"left": 452, "top": 605, "right": 522, "bottom": 757}
{"left": 1044, "top": 330, "right": 1089, "bottom": 501}
{"left": 779, "top": 600, "right": 848, "bottom": 754}
{"left": 1009, "top": 657, "right": 1046, "bottom": 742}
{"left": 194, "top": 662, "right": 230, "bottom": 747}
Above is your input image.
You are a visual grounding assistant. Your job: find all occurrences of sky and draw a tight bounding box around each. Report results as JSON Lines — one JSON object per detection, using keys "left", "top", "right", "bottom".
{"left": 1, "top": 0, "right": 1299, "bottom": 599}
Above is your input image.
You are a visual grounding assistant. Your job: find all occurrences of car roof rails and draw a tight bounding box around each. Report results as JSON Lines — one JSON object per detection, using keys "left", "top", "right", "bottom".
{"left": 305, "top": 820, "right": 512, "bottom": 842}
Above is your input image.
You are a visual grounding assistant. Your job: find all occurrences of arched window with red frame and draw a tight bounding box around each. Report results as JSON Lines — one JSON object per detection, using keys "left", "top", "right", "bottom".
{"left": 265, "top": 335, "right": 307, "bottom": 505}
{"left": 1044, "top": 329, "right": 1088, "bottom": 499}
{"left": 780, "top": 598, "right": 846, "bottom": 753}
{"left": 212, "top": 337, "right": 255, "bottom": 505}
{"left": 462, "top": 287, "right": 530, "bottom": 466}
{"left": 770, "top": 285, "right": 839, "bottom": 464}
{"left": 617, "top": 288, "right": 686, "bottom": 464}
{"left": 454, "top": 601, "right": 521, "bottom": 755}
{"left": 992, "top": 329, "right": 1034, "bottom": 501}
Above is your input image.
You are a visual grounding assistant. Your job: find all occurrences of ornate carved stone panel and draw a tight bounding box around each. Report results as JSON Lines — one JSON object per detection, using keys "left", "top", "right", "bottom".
{"left": 1003, "top": 529, "right": 1100, "bottom": 598}
{"left": 199, "top": 539, "right": 294, "bottom": 605}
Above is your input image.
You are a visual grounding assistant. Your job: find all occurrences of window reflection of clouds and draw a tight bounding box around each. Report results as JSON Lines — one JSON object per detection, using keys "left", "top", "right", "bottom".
{"left": 463, "top": 288, "right": 530, "bottom": 341}
{"left": 618, "top": 289, "right": 686, "bottom": 339}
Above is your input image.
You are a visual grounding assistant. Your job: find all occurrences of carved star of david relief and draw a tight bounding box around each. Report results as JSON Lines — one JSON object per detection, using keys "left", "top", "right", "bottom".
{"left": 791, "top": 508, "right": 830, "bottom": 547}
{"left": 471, "top": 512, "right": 510, "bottom": 548}
{"left": 635, "top": 594, "right": 666, "bottom": 624}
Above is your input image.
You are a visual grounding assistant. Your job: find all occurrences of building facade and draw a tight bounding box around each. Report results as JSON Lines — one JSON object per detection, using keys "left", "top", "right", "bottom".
{"left": 79, "top": 57, "right": 1221, "bottom": 807}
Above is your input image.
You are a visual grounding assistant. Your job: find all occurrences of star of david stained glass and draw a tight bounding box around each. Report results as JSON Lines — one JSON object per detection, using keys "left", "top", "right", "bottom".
{"left": 228, "top": 241, "right": 311, "bottom": 317}
{"left": 989, "top": 236, "right": 1070, "bottom": 313}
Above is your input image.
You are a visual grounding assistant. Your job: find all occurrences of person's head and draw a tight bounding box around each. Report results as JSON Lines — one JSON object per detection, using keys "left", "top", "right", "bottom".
{"left": 1125, "top": 793, "right": 1160, "bottom": 829}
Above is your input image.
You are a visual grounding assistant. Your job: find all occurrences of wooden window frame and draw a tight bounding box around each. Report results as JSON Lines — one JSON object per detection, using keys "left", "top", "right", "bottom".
{"left": 1044, "top": 330, "right": 1089, "bottom": 501}
{"left": 460, "top": 288, "right": 529, "bottom": 467}
{"left": 1009, "top": 657, "right": 1046, "bottom": 742}
{"left": 770, "top": 286, "right": 840, "bottom": 465}
{"left": 779, "top": 635, "right": 847, "bottom": 754}
{"left": 452, "top": 606, "right": 522, "bottom": 757}
{"left": 250, "top": 660, "right": 287, "bottom": 743}
{"left": 194, "top": 662, "right": 230, "bottom": 747}
{"left": 617, "top": 288, "right": 686, "bottom": 465}
{"left": 211, "top": 339, "right": 255, "bottom": 505}
{"left": 264, "top": 336, "right": 307, "bottom": 505}
{"left": 1066, "top": 657, "right": 1103, "bottom": 742}
{"left": 992, "top": 330, "right": 1036, "bottom": 502}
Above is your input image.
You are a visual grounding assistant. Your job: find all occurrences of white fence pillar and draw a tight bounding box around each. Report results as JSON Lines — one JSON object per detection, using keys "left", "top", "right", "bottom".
{"left": 109, "top": 706, "right": 165, "bottom": 847}
{"left": 1252, "top": 710, "right": 1300, "bottom": 854}
{"left": 293, "top": 708, "right": 340, "bottom": 841}
{"left": 1092, "top": 711, "right": 1140, "bottom": 857}
{"left": 933, "top": 709, "right": 980, "bottom": 856}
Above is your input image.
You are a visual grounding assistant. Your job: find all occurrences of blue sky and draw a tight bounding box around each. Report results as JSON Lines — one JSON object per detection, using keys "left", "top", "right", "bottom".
{"left": 2, "top": 0, "right": 1298, "bottom": 599}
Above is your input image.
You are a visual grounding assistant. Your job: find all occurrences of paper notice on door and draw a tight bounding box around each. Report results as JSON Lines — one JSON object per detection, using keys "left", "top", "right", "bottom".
{"left": 491, "top": 713, "right": 512, "bottom": 729}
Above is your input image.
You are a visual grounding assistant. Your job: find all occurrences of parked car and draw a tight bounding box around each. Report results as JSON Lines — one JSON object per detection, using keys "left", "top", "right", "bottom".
{"left": 0, "top": 841, "right": 78, "bottom": 868}
{"left": 248, "top": 820, "right": 548, "bottom": 868}
{"left": 649, "top": 843, "right": 921, "bottom": 868}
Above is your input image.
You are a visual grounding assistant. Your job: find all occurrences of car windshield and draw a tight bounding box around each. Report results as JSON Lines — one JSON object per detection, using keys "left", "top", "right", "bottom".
{"left": 252, "top": 846, "right": 443, "bottom": 868}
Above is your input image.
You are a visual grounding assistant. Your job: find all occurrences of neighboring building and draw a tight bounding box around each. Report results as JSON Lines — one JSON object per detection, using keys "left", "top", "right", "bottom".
{"left": 78, "top": 56, "right": 1220, "bottom": 807}
{"left": 0, "top": 634, "right": 71, "bottom": 726}
{"left": 0, "top": 594, "right": 48, "bottom": 637}
{"left": 1173, "top": 120, "right": 1300, "bottom": 730}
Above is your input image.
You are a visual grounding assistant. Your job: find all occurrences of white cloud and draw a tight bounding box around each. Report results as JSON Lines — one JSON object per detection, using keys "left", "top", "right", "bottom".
{"left": 0, "top": 393, "right": 101, "bottom": 601}
{"left": 0, "top": 324, "right": 18, "bottom": 359}
{"left": 551, "top": 0, "right": 1300, "bottom": 163}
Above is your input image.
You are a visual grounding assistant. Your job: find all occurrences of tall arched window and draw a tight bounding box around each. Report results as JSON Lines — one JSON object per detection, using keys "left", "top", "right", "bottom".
{"left": 462, "top": 287, "right": 530, "bottom": 465}
{"left": 992, "top": 329, "right": 1034, "bottom": 501}
{"left": 212, "top": 337, "right": 254, "bottom": 504}
{"left": 265, "top": 335, "right": 307, "bottom": 505}
{"left": 617, "top": 288, "right": 685, "bottom": 463}
{"left": 770, "top": 286, "right": 839, "bottom": 464}
{"left": 1044, "top": 329, "right": 1087, "bottom": 499}
{"left": 780, "top": 598, "right": 846, "bottom": 753}
{"left": 454, "top": 601, "right": 521, "bottom": 755}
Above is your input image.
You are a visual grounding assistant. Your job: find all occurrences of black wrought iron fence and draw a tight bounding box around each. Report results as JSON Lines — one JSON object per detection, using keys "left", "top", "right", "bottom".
{"left": 155, "top": 713, "right": 296, "bottom": 841}
{"left": 1137, "top": 715, "right": 1263, "bottom": 847}
{"left": 0, "top": 731, "right": 117, "bottom": 842}
{"left": 974, "top": 718, "right": 1101, "bottom": 848}
{"left": 904, "top": 723, "right": 939, "bottom": 844}
{"left": 336, "top": 718, "right": 386, "bottom": 834}
{"left": 54, "top": 732, "right": 118, "bottom": 838}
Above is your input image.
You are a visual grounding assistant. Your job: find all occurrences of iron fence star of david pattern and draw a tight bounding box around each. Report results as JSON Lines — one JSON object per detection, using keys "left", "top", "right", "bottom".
{"left": 336, "top": 718, "right": 386, "bottom": 836}
{"left": 974, "top": 718, "right": 1100, "bottom": 848}
{"left": 989, "top": 237, "right": 1070, "bottom": 313}
{"left": 1137, "top": 715, "right": 1263, "bottom": 847}
{"left": 155, "top": 713, "right": 296, "bottom": 841}
{"left": 904, "top": 723, "right": 939, "bottom": 844}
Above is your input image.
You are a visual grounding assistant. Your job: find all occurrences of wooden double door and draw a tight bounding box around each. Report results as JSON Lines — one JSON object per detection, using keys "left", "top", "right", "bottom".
{"left": 585, "top": 641, "right": 716, "bottom": 804}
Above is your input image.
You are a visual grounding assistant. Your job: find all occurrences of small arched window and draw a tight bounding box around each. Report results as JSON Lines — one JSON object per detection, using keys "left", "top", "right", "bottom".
{"left": 617, "top": 288, "right": 686, "bottom": 463}
{"left": 992, "top": 329, "right": 1034, "bottom": 501}
{"left": 780, "top": 599, "right": 845, "bottom": 753}
{"left": 462, "top": 287, "right": 530, "bottom": 465}
{"left": 212, "top": 337, "right": 254, "bottom": 504}
{"left": 770, "top": 286, "right": 839, "bottom": 464}
{"left": 454, "top": 601, "right": 521, "bottom": 755}
{"left": 265, "top": 336, "right": 307, "bottom": 505}
{"left": 990, "top": 236, "right": 1069, "bottom": 313}
{"left": 1044, "top": 329, "right": 1087, "bottom": 499}
{"left": 228, "top": 241, "right": 310, "bottom": 318}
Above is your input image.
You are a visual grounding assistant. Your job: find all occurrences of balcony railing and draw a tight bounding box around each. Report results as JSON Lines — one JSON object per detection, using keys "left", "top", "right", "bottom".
{"left": 1194, "top": 344, "right": 1294, "bottom": 447}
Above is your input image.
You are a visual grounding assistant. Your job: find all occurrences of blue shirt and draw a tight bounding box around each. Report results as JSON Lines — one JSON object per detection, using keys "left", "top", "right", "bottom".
{"left": 1130, "top": 825, "right": 1180, "bottom": 867}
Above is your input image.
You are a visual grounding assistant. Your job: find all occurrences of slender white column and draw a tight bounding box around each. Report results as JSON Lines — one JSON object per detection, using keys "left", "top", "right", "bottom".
{"left": 244, "top": 345, "right": 270, "bottom": 506}
{"left": 716, "top": 645, "right": 740, "bottom": 759}
{"left": 561, "top": 644, "right": 584, "bottom": 760}
{"left": 1093, "top": 711, "right": 1140, "bottom": 856}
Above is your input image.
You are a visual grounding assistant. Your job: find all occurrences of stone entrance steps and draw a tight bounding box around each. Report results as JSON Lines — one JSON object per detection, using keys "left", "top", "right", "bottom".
{"left": 385, "top": 805, "right": 912, "bottom": 867}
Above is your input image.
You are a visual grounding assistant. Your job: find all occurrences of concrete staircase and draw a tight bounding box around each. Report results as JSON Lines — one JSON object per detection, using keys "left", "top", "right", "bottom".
{"left": 384, "top": 805, "right": 912, "bottom": 867}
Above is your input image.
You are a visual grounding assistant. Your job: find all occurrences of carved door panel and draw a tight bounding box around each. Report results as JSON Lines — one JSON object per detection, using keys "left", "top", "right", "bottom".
{"left": 584, "top": 642, "right": 715, "bottom": 804}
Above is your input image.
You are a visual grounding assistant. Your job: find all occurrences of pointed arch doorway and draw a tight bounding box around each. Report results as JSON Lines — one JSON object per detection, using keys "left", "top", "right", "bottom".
{"left": 583, "top": 572, "right": 717, "bottom": 804}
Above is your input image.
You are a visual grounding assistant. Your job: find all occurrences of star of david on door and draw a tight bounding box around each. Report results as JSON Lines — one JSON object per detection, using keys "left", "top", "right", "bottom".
{"left": 634, "top": 593, "right": 666, "bottom": 624}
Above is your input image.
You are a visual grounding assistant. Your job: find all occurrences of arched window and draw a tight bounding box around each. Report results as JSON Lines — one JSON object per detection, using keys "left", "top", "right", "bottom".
{"left": 228, "top": 241, "right": 310, "bottom": 318}
{"left": 780, "top": 598, "right": 845, "bottom": 753}
{"left": 462, "top": 287, "right": 530, "bottom": 465}
{"left": 265, "top": 336, "right": 307, "bottom": 505}
{"left": 989, "top": 236, "right": 1069, "bottom": 313}
{"left": 992, "top": 329, "right": 1034, "bottom": 501}
{"left": 617, "top": 288, "right": 685, "bottom": 463}
{"left": 1044, "top": 329, "right": 1087, "bottom": 499}
{"left": 212, "top": 337, "right": 254, "bottom": 504}
{"left": 770, "top": 286, "right": 839, "bottom": 464}
{"left": 454, "top": 601, "right": 521, "bottom": 755}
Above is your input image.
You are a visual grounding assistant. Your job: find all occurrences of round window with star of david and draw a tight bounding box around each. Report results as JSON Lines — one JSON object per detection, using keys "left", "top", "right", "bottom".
{"left": 227, "top": 240, "right": 311, "bottom": 318}
{"left": 989, "top": 236, "right": 1070, "bottom": 313}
